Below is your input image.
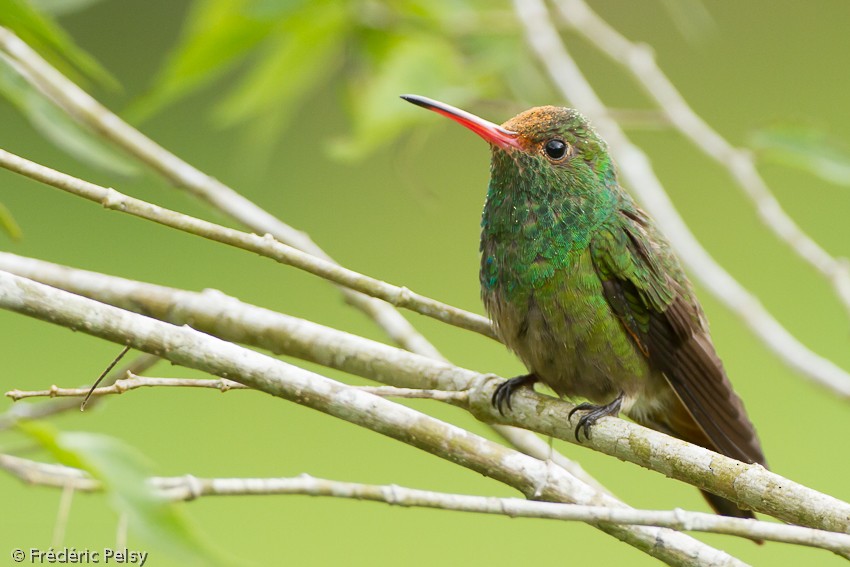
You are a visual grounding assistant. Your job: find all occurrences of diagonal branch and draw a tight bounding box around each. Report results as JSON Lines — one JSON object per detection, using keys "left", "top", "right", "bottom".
{"left": 554, "top": 0, "right": 850, "bottom": 319}
{"left": 512, "top": 0, "right": 850, "bottom": 400}
{"left": 3, "top": 253, "right": 849, "bottom": 534}
{"left": 0, "top": 148, "right": 495, "bottom": 339}
{"left": 0, "top": 25, "right": 441, "bottom": 360}
{"left": 3, "top": 455, "right": 848, "bottom": 554}
{"left": 0, "top": 269, "right": 743, "bottom": 567}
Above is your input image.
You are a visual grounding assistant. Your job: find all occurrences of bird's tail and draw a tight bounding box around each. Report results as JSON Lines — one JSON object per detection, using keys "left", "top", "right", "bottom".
{"left": 633, "top": 396, "right": 764, "bottom": 540}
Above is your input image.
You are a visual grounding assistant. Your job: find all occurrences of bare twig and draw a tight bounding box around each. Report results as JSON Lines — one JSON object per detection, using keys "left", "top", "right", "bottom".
{"left": 0, "top": 25, "right": 442, "bottom": 361}
{"left": 3, "top": 457, "right": 847, "bottom": 554}
{"left": 0, "top": 351, "right": 160, "bottom": 431}
{"left": 2, "top": 260, "right": 849, "bottom": 535}
{"left": 554, "top": 0, "right": 850, "bottom": 318}
{"left": 512, "top": 0, "right": 850, "bottom": 399}
{"left": 81, "top": 344, "right": 130, "bottom": 410}
{"left": 6, "top": 375, "right": 468, "bottom": 403}
{"left": 5, "top": 376, "right": 249, "bottom": 400}
{"left": 0, "top": 270, "right": 739, "bottom": 566}
{"left": 51, "top": 482, "right": 74, "bottom": 547}
{"left": 0, "top": 148, "right": 495, "bottom": 339}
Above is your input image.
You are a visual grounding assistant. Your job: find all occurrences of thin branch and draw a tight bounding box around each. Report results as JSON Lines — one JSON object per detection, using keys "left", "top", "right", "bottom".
{"left": 0, "top": 25, "right": 442, "bottom": 361}
{"left": 5, "top": 375, "right": 468, "bottom": 403}
{"left": 0, "top": 148, "right": 495, "bottom": 340}
{"left": 2, "top": 257, "right": 849, "bottom": 535}
{"left": 0, "top": 351, "right": 160, "bottom": 431}
{"left": 512, "top": 0, "right": 850, "bottom": 399}
{"left": 0, "top": 454, "right": 98, "bottom": 491}
{"left": 3, "top": 457, "right": 848, "bottom": 554}
{"left": 0, "top": 270, "right": 739, "bottom": 567}
{"left": 5, "top": 376, "right": 248, "bottom": 400}
{"left": 0, "top": 248, "right": 606, "bottom": 503}
{"left": 52, "top": 482, "right": 74, "bottom": 547}
{"left": 554, "top": 0, "right": 850, "bottom": 319}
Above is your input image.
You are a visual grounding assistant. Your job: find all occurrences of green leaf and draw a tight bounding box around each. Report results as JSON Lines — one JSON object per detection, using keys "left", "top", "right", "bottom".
{"left": 0, "top": 202, "right": 23, "bottom": 240}
{"left": 0, "top": 0, "right": 118, "bottom": 89}
{"left": 21, "top": 422, "right": 222, "bottom": 565}
{"left": 126, "top": 0, "right": 277, "bottom": 122}
{"left": 212, "top": 1, "right": 348, "bottom": 134}
{"left": 749, "top": 126, "right": 850, "bottom": 186}
{"left": 330, "top": 34, "right": 471, "bottom": 161}
{"left": 0, "top": 58, "right": 138, "bottom": 175}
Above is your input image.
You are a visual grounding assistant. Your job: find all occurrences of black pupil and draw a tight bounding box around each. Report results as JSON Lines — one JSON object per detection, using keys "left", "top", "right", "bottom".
{"left": 545, "top": 139, "right": 567, "bottom": 159}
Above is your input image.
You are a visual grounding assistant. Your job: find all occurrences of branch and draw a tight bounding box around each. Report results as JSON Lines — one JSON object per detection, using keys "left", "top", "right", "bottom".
{"left": 0, "top": 351, "right": 160, "bottom": 430}
{"left": 0, "top": 25, "right": 442, "bottom": 361}
{"left": 2, "top": 254, "right": 849, "bottom": 535}
{"left": 0, "top": 148, "right": 495, "bottom": 340}
{"left": 0, "top": 270, "right": 740, "bottom": 567}
{"left": 554, "top": 0, "right": 850, "bottom": 319}
{"left": 511, "top": 0, "right": 850, "bottom": 399}
{"left": 5, "top": 376, "right": 249, "bottom": 400}
{"left": 3, "top": 456, "right": 848, "bottom": 554}
{"left": 5, "top": 375, "right": 468, "bottom": 403}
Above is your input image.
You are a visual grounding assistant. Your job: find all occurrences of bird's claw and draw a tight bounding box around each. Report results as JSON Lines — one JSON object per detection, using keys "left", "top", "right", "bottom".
{"left": 492, "top": 374, "right": 538, "bottom": 416}
{"left": 569, "top": 392, "right": 625, "bottom": 442}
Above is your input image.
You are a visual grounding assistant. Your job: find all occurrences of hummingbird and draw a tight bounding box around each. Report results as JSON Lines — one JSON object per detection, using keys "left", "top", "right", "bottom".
{"left": 402, "top": 94, "right": 767, "bottom": 519}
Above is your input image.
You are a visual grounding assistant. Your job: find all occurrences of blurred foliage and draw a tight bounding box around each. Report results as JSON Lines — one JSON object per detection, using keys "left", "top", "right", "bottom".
{"left": 0, "top": 201, "right": 22, "bottom": 239}
{"left": 0, "top": 58, "right": 138, "bottom": 175}
{"left": 0, "top": 0, "right": 131, "bottom": 232}
{"left": 0, "top": 0, "right": 115, "bottom": 87}
{"left": 128, "top": 0, "right": 541, "bottom": 160}
{"left": 750, "top": 125, "right": 850, "bottom": 187}
{"left": 22, "top": 421, "right": 221, "bottom": 565}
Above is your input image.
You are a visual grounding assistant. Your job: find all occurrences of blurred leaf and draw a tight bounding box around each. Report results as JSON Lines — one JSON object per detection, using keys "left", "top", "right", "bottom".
{"left": 22, "top": 422, "right": 221, "bottom": 565}
{"left": 0, "top": 0, "right": 118, "bottom": 89}
{"left": 330, "top": 34, "right": 471, "bottom": 161}
{"left": 658, "top": 0, "right": 715, "bottom": 43}
{"left": 750, "top": 126, "right": 850, "bottom": 186}
{"left": 213, "top": 1, "right": 348, "bottom": 135}
{"left": 0, "top": 202, "right": 23, "bottom": 240}
{"left": 30, "top": 0, "right": 106, "bottom": 16}
{"left": 0, "top": 58, "right": 138, "bottom": 175}
{"left": 126, "top": 0, "right": 277, "bottom": 122}
{"left": 133, "top": 0, "right": 521, "bottom": 162}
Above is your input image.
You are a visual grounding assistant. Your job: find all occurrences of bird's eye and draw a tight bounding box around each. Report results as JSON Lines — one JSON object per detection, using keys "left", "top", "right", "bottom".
{"left": 543, "top": 139, "right": 570, "bottom": 161}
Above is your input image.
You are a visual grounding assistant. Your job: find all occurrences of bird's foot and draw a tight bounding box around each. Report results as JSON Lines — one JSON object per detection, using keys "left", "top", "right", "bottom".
{"left": 492, "top": 373, "right": 538, "bottom": 416}
{"left": 568, "top": 391, "right": 625, "bottom": 442}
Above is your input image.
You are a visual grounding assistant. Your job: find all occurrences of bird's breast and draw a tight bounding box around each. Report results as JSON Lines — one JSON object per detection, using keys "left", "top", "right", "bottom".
{"left": 481, "top": 240, "right": 654, "bottom": 403}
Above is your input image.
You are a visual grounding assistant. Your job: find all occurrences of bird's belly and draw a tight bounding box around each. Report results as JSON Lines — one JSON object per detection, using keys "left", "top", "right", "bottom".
{"left": 483, "top": 252, "right": 661, "bottom": 406}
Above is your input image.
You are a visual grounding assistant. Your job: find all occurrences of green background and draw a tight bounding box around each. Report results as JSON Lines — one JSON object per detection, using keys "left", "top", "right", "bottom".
{"left": 1, "top": 1, "right": 849, "bottom": 565}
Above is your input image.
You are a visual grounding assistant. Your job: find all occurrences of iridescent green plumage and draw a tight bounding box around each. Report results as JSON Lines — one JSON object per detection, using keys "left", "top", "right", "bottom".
{"left": 403, "top": 96, "right": 767, "bottom": 520}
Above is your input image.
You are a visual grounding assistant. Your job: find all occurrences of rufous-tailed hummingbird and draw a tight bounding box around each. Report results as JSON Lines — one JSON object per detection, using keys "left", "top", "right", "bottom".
{"left": 402, "top": 94, "right": 766, "bottom": 519}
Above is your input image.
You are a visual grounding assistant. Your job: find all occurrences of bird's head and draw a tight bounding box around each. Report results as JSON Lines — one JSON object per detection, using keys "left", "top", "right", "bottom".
{"left": 401, "top": 94, "right": 613, "bottom": 189}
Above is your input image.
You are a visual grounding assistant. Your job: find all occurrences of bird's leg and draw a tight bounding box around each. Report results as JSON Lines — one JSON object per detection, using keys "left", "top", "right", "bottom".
{"left": 492, "top": 373, "right": 538, "bottom": 415}
{"left": 568, "top": 391, "right": 625, "bottom": 442}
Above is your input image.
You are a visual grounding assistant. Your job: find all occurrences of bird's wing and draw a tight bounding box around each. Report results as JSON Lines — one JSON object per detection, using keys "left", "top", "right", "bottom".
{"left": 590, "top": 208, "right": 766, "bottom": 466}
